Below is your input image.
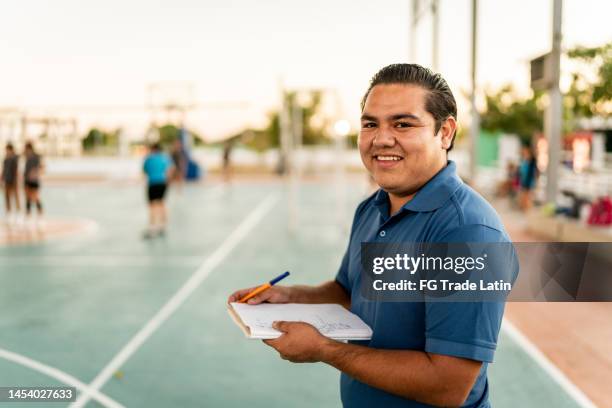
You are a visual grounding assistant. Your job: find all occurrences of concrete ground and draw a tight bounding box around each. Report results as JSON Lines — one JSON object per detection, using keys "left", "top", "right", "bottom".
{"left": 0, "top": 178, "right": 600, "bottom": 407}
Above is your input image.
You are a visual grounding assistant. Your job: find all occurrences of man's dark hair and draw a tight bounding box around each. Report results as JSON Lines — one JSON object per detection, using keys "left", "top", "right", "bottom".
{"left": 361, "top": 63, "right": 458, "bottom": 151}
{"left": 6, "top": 143, "right": 14, "bottom": 151}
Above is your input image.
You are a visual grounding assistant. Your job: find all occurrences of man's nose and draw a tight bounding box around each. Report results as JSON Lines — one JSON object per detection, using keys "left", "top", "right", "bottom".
{"left": 373, "top": 128, "right": 396, "bottom": 147}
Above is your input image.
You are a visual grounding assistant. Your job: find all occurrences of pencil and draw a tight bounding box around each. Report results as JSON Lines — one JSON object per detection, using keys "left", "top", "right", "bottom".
{"left": 238, "top": 271, "right": 290, "bottom": 303}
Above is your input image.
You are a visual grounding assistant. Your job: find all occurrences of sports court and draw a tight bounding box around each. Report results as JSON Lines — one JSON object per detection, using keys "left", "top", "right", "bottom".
{"left": 0, "top": 178, "right": 594, "bottom": 407}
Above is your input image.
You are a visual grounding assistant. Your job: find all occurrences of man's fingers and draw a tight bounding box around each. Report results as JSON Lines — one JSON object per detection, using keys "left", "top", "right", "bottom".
{"left": 246, "top": 290, "right": 273, "bottom": 305}
{"left": 227, "top": 287, "right": 258, "bottom": 303}
{"left": 272, "top": 321, "right": 292, "bottom": 332}
{"left": 263, "top": 335, "right": 285, "bottom": 348}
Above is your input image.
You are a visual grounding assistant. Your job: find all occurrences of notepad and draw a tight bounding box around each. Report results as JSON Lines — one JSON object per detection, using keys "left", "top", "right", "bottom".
{"left": 228, "top": 302, "right": 373, "bottom": 340}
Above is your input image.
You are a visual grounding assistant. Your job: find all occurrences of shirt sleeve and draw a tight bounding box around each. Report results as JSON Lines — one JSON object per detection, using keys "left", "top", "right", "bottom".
{"left": 335, "top": 248, "right": 350, "bottom": 293}
{"left": 425, "top": 224, "right": 510, "bottom": 363}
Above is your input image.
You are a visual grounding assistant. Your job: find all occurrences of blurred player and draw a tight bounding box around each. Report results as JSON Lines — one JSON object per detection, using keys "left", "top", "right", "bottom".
{"left": 23, "top": 142, "right": 43, "bottom": 225}
{"left": 1, "top": 143, "right": 20, "bottom": 223}
{"left": 518, "top": 145, "right": 538, "bottom": 211}
{"left": 170, "top": 139, "right": 187, "bottom": 188}
{"left": 143, "top": 142, "right": 173, "bottom": 238}
{"left": 222, "top": 137, "right": 235, "bottom": 182}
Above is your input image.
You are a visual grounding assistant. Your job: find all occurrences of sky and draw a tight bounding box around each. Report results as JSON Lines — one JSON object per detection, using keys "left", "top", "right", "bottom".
{"left": 0, "top": 0, "right": 610, "bottom": 141}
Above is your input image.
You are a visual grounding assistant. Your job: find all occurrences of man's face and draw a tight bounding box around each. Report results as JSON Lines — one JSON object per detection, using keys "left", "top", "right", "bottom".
{"left": 359, "top": 84, "right": 454, "bottom": 196}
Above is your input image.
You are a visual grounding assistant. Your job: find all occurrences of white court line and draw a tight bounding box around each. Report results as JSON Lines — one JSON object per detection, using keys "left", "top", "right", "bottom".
{"left": 0, "top": 255, "right": 205, "bottom": 267}
{"left": 501, "top": 319, "right": 597, "bottom": 408}
{"left": 70, "top": 193, "right": 278, "bottom": 408}
{"left": 0, "top": 348, "right": 124, "bottom": 408}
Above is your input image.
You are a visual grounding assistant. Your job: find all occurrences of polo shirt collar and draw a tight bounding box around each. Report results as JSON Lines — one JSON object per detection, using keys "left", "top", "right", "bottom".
{"left": 373, "top": 161, "right": 463, "bottom": 216}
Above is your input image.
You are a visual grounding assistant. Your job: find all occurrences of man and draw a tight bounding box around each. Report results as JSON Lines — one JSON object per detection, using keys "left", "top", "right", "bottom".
{"left": 170, "top": 138, "right": 187, "bottom": 186}
{"left": 229, "top": 64, "right": 513, "bottom": 407}
{"left": 1, "top": 143, "right": 20, "bottom": 222}
{"left": 143, "top": 142, "right": 173, "bottom": 238}
{"left": 518, "top": 145, "right": 537, "bottom": 211}
{"left": 23, "top": 142, "right": 43, "bottom": 223}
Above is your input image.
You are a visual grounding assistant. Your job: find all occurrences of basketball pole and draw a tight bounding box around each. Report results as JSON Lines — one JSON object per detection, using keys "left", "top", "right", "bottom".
{"left": 545, "top": 0, "right": 563, "bottom": 203}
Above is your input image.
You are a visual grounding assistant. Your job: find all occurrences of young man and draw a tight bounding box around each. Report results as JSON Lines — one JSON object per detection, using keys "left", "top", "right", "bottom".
{"left": 23, "top": 142, "right": 43, "bottom": 223}
{"left": 518, "top": 145, "right": 538, "bottom": 211}
{"left": 229, "top": 64, "right": 515, "bottom": 407}
{"left": 1, "top": 143, "right": 20, "bottom": 222}
{"left": 143, "top": 143, "right": 173, "bottom": 238}
{"left": 170, "top": 138, "right": 187, "bottom": 186}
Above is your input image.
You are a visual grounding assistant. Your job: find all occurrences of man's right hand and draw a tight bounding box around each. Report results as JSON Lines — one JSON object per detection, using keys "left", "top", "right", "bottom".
{"left": 227, "top": 285, "right": 293, "bottom": 305}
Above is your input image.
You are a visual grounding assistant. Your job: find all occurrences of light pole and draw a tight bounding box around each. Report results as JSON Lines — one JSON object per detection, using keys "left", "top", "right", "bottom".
{"left": 469, "top": 0, "right": 479, "bottom": 182}
{"left": 545, "top": 0, "right": 563, "bottom": 203}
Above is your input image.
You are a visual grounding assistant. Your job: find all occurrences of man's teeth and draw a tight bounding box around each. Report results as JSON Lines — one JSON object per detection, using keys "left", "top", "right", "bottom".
{"left": 377, "top": 156, "right": 402, "bottom": 161}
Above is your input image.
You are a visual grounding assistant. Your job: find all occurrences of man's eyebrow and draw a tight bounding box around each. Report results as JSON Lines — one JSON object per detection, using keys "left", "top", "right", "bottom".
{"left": 389, "top": 113, "right": 421, "bottom": 121}
{"left": 360, "top": 113, "right": 421, "bottom": 121}
{"left": 360, "top": 114, "right": 377, "bottom": 121}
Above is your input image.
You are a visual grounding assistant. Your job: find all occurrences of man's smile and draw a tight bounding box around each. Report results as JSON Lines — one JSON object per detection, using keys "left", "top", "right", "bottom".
{"left": 372, "top": 154, "right": 404, "bottom": 168}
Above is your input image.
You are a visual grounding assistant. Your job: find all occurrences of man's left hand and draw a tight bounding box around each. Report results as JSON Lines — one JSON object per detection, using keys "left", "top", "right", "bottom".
{"left": 263, "top": 321, "right": 332, "bottom": 363}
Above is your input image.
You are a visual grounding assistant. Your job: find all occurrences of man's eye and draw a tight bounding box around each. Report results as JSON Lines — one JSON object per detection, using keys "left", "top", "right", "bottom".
{"left": 395, "top": 122, "right": 412, "bottom": 128}
{"left": 362, "top": 122, "right": 376, "bottom": 129}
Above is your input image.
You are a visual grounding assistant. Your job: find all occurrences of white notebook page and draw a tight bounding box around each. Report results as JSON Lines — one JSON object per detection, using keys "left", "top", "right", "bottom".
{"left": 229, "top": 302, "right": 373, "bottom": 340}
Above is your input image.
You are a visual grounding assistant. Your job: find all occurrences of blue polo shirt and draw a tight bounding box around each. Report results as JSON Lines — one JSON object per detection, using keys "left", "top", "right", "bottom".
{"left": 335, "top": 161, "right": 512, "bottom": 408}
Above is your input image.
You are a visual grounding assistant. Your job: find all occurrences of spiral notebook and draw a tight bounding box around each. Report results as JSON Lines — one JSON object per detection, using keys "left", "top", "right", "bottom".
{"left": 228, "top": 302, "right": 373, "bottom": 340}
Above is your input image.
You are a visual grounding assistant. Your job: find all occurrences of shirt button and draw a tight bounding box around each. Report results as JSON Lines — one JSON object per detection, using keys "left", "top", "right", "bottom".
{"left": 379, "top": 230, "right": 386, "bottom": 237}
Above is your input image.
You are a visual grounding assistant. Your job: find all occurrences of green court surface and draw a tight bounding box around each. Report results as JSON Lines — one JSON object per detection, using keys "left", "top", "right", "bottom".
{"left": 0, "top": 181, "right": 582, "bottom": 407}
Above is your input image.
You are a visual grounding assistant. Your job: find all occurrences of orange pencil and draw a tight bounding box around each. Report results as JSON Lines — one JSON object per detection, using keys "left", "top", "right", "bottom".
{"left": 239, "top": 271, "right": 290, "bottom": 303}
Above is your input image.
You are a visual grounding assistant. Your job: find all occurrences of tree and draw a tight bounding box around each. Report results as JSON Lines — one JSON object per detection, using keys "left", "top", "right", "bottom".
{"left": 156, "top": 124, "right": 204, "bottom": 147}
{"left": 480, "top": 85, "right": 544, "bottom": 144}
{"left": 82, "top": 128, "right": 120, "bottom": 151}
{"left": 565, "top": 43, "right": 611, "bottom": 121}
{"left": 238, "top": 90, "right": 332, "bottom": 152}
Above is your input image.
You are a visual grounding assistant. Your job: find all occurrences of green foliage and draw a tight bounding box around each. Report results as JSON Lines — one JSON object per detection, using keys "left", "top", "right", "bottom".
{"left": 156, "top": 124, "right": 204, "bottom": 147}
{"left": 565, "top": 43, "right": 611, "bottom": 119}
{"left": 480, "top": 85, "right": 544, "bottom": 144}
{"left": 82, "top": 128, "right": 120, "bottom": 151}
{"left": 241, "top": 90, "right": 332, "bottom": 152}
{"left": 347, "top": 132, "right": 359, "bottom": 148}
{"left": 157, "top": 124, "right": 181, "bottom": 146}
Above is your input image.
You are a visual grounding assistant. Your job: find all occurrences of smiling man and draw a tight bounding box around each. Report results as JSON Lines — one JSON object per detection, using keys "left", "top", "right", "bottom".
{"left": 229, "top": 64, "right": 512, "bottom": 407}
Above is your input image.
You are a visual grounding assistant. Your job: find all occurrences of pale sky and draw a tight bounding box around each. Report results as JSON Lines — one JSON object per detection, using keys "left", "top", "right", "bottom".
{"left": 1, "top": 0, "right": 610, "bottom": 140}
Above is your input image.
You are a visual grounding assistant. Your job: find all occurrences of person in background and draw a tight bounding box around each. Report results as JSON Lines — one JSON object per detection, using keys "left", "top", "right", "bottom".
{"left": 222, "top": 137, "right": 235, "bottom": 182}
{"left": 143, "top": 142, "right": 173, "bottom": 238}
{"left": 23, "top": 142, "right": 44, "bottom": 225}
{"left": 1, "top": 143, "right": 20, "bottom": 223}
{"left": 518, "top": 145, "right": 538, "bottom": 212}
{"left": 170, "top": 139, "right": 187, "bottom": 187}
{"left": 496, "top": 161, "right": 518, "bottom": 200}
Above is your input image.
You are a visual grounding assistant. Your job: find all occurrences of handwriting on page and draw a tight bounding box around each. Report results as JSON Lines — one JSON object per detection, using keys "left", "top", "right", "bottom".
{"left": 252, "top": 314, "right": 354, "bottom": 333}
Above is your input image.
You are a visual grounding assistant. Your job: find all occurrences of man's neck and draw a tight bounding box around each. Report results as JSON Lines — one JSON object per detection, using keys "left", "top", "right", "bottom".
{"left": 388, "top": 192, "right": 415, "bottom": 216}
{"left": 387, "top": 160, "right": 448, "bottom": 216}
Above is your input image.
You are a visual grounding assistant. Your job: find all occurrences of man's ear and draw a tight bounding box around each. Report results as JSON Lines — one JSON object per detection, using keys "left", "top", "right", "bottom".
{"left": 438, "top": 116, "right": 457, "bottom": 150}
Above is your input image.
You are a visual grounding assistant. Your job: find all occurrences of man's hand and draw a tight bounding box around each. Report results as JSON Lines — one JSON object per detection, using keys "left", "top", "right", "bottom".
{"left": 227, "top": 285, "right": 293, "bottom": 305}
{"left": 263, "top": 321, "right": 332, "bottom": 363}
